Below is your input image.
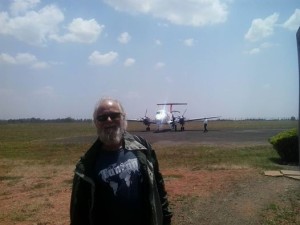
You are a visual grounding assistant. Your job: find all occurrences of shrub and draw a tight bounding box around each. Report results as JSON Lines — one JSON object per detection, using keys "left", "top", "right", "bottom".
{"left": 269, "top": 129, "right": 299, "bottom": 163}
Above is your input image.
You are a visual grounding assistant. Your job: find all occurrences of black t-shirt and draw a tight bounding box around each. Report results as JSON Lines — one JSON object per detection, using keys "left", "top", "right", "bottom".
{"left": 93, "top": 148, "right": 146, "bottom": 225}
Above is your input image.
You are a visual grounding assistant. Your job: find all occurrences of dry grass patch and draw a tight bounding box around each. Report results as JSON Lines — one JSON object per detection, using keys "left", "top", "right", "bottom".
{"left": 0, "top": 159, "right": 73, "bottom": 225}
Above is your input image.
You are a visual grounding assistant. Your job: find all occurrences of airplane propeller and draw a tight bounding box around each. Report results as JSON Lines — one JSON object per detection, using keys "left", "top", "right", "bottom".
{"left": 140, "top": 109, "right": 151, "bottom": 131}
{"left": 176, "top": 108, "right": 187, "bottom": 131}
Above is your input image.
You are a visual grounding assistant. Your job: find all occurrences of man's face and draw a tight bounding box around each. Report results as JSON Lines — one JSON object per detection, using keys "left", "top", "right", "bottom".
{"left": 94, "top": 100, "right": 126, "bottom": 147}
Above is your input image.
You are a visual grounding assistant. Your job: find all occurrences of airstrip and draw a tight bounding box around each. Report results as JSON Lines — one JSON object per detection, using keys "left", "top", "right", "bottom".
{"left": 130, "top": 127, "right": 288, "bottom": 146}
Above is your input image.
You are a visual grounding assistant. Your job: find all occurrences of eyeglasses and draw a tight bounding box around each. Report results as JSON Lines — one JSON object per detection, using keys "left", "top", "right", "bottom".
{"left": 96, "top": 113, "right": 123, "bottom": 122}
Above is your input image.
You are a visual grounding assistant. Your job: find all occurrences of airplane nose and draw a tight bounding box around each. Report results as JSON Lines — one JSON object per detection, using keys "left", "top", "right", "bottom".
{"left": 155, "top": 114, "right": 162, "bottom": 120}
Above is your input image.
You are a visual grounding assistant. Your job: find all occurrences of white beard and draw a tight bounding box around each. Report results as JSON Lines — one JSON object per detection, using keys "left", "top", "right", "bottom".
{"left": 98, "top": 126, "right": 123, "bottom": 146}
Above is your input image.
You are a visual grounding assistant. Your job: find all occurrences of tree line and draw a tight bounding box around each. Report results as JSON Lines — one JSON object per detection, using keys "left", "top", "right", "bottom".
{"left": 0, "top": 117, "right": 93, "bottom": 124}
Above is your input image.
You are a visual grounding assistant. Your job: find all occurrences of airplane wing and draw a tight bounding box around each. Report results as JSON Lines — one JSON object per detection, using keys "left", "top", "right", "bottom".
{"left": 184, "top": 116, "right": 220, "bottom": 122}
{"left": 127, "top": 117, "right": 156, "bottom": 131}
{"left": 127, "top": 118, "right": 156, "bottom": 124}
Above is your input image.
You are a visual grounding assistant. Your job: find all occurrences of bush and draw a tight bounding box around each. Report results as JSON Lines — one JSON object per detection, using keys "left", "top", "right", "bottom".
{"left": 269, "top": 129, "right": 299, "bottom": 163}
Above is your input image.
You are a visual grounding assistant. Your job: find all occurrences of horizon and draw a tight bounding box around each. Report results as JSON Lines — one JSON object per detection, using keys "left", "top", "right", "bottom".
{"left": 0, "top": 116, "right": 297, "bottom": 122}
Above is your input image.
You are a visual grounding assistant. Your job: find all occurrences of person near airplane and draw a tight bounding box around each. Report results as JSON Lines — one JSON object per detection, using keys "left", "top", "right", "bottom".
{"left": 203, "top": 118, "right": 208, "bottom": 132}
{"left": 70, "top": 97, "right": 173, "bottom": 225}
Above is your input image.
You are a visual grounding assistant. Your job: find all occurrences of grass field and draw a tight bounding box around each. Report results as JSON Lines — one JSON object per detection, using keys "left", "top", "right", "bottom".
{"left": 0, "top": 120, "right": 299, "bottom": 225}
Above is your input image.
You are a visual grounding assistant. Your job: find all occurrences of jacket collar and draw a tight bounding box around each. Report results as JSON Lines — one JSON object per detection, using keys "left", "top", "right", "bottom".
{"left": 123, "top": 132, "right": 148, "bottom": 151}
{"left": 76, "top": 132, "right": 148, "bottom": 174}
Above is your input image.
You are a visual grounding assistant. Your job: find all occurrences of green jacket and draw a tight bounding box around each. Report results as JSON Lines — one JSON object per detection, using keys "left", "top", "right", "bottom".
{"left": 70, "top": 132, "right": 172, "bottom": 225}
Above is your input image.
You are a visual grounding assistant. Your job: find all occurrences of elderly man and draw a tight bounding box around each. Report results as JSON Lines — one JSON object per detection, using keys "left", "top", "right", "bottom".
{"left": 70, "top": 97, "right": 172, "bottom": 225}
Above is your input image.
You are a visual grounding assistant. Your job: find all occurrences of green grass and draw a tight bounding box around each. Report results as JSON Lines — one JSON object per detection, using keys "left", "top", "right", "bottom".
{"left": 155, "top": 144, "right": 282, "bottom": 170}
{"left": 0, "top": 122, "right": 95, "bottom": 164}
{"left": 0, "top": 141, "right": 88, "bottom": 165}
{"left": 0, "top": 126, "right": 282, "bottom": 170}
{"left": 0, "top": 120, "right": 295, "bottom": 167}
{"left": 0, "top": 122, "right": 95, "bottom": 142}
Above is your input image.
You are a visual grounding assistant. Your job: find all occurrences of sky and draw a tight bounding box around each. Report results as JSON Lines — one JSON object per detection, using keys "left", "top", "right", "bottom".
{"left": 0, "top": 0, "right": 300, "bottom": 120}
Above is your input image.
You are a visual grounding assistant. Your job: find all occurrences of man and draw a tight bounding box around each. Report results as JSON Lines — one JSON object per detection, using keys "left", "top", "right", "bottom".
{"left": 70, "top": 97, "right": 172, "bottom": 225}
{"left": 203, "top": 119, "right": 208, "bottom": 132}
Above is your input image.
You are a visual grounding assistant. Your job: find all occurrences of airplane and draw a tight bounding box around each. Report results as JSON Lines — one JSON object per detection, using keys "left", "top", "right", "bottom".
{"left": 128, "top": 103, "right": 220, "bottom": 131}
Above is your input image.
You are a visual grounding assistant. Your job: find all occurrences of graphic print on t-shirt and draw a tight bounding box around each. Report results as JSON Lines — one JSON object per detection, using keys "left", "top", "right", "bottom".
{"left": 95, "top": 149, "right": 143, "bottom": 198}
{"left": 98, "top": 157, "right": 139, "bottom": 195}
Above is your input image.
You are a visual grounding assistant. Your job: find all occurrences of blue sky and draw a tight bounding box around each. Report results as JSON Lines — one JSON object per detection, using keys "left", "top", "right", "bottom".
{"left": 0, "top": 0, "right": 299, "bottom": 120}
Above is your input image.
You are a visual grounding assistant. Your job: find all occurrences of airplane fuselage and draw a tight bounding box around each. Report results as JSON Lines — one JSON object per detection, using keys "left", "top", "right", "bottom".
{"left": 155, "top": 109, "right": 174, "bottom": 129}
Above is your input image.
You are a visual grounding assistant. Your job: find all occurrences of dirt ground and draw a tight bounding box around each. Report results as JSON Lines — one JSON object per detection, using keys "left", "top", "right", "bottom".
{"left": 1, "top": 128, "right": 299, "bottom": 225}
{"left": 165, "top": 167, "right": 299, "bottom": 225}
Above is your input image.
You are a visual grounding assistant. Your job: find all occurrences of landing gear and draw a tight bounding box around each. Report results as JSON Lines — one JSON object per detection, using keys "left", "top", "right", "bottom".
{"left": 180, "top": 126, "right": 185, "bottom": 131}
{"left": 146, "top": 127, "right": 150, "bottom": 131}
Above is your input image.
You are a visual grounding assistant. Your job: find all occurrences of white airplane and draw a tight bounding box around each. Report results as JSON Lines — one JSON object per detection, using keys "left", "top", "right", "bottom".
{"left": 129, "top": 103, "right": 220, "bottom": 131}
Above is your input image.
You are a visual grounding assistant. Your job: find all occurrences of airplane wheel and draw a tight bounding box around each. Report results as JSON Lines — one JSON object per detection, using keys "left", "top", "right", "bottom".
{"left": 146, "top": 127, "right": 150, "bottom": 131}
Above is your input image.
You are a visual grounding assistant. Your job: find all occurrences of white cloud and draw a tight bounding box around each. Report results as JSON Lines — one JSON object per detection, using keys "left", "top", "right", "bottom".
{"left": 244, "top": 42, "right": 275, "bottom": 55}
{"left": 124, "top": 58, "right": 135, "bottom": 67}
{"left": 15, "top": 53, "right": 37, "bottom": 64}
{"left": 1, "top": 2, "right": 103, "bottom": 45}
{"left": 155, "top": 62, "right": 165, "bottom": 69}
{"left": 282, "top": 9, "right": 300, "bottom": 31}
{"left": 118, "top": 32, "right": 131, "bottom": 44}
{"left": 88, "top": 51, "right": 118, "bottom": 66}
{"left": 0, "top": 4, "right": 64, "bottom": 46}
{"left": 0, "top": 52, "right": 49, "bottom": 69}
{"left": 50, "top": 18, "right": 104, "bottom": 43}
{"left": 245, "top": 13, "right": 279, "bottom": 42}
{"left": 244, "top": 48, "right": 260, "bottom": 55}
{"left": 10, "top": 0, "right": 40, "bottom": 16}
{"left": 157, "top": 22, "right": 169, "bottom": 27}
{"left": 183, "top": 38, "right": 195, "bottom": 47}
{"left": 103, "top": 0, "right": 229, "bottom": 27}
{"left": 0, "top": 53, "right": 16, "bottom": 64}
